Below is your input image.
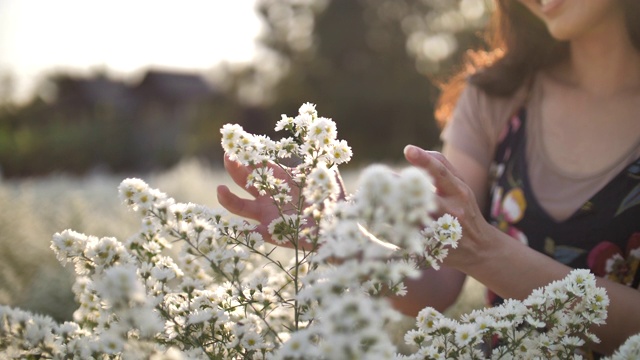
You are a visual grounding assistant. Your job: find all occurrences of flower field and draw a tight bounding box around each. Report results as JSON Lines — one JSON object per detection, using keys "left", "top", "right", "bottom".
{"left": 0, "top": 158, "right": 485, "bottom": 340}
{"left": 0, "top": 160, "right": 247, "bottom": 319}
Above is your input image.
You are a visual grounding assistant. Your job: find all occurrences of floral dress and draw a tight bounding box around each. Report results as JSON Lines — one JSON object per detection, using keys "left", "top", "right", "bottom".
{"left": 486, "top": 107, "right": 640, "bottom": 308}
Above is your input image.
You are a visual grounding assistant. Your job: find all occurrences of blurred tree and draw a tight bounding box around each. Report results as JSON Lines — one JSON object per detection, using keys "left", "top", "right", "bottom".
{"left": 247, "top": 0, "right": 492, "bottom": 165}
{"left": 0, "top": 0, "right": 494, "bottom": 177}
{"left": 0, "top": 73, "right": 15, "bottom": 108}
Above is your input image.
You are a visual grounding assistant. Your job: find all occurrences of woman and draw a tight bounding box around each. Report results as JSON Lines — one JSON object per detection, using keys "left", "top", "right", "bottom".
{"left": 217, "top": 0, "right": 640, "bottom": 355}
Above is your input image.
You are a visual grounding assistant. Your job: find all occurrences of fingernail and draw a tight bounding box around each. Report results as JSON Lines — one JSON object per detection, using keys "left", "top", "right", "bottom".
{"left": 404, "top": 145, "right": 418, "bottom": 159}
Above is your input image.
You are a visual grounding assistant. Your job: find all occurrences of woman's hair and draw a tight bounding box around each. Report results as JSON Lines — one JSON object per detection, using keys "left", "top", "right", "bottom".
{"left": 434, "top": 0, "right": 640, "bottom": 126}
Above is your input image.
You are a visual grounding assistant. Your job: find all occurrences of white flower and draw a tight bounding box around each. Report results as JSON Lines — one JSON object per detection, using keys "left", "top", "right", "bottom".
{"left": 118, "top": 178, "right": 148, "bottom": 202}
{"left": 328, "top": 139, "right": 352, "bottom": 164}
{"left": 85, "top": 236, "right": 129, "bottom": 270}
{"left": 51, "top": 229, "right": 87, "bottom": 264}
{"left": 241, "top": 331, "right": 265, "bottom": 351}
{"left": 129, "top": 306, "right": 165, "bottom": 337}
{"left": 546, "top": 279, "right": 570, "bottom": 302}
{"left": 473, "top": 315, "right": 497, "bottom": 332}
{"left": 396, "top": 166, "right": 436, "bottom": 222}
{"left": 416, "top": 346, "right": 446, "bottom": 359}
{"left": 607, "top": 333, "right": 640, "bottom": 360}
{"left": 303, "top": 162, "right": 339, "bottom": 205}
{"left": 307, "top": 117, "right": 337, "bottom": 145}
{"left": 118, "top": 178, "right": 169, "bottom": 214}
{"left": 149, "top": 347, "right": 186, "bottom": 360}
{"left": 435, "top": 213, "right": 462, "bottom": 246}
{"left": 525, "top": 314, "right": 546, "bottom": 329}
{"left": 267, "top": 214, "right": 305, "bottom": 245}
{"left": 57, "top": 321, "right": 81, "bottom": 338}
{"left": 434, "top": 317, "right": 459, "bottom": 335}
{"left": 187, "top": 309, "right": 213, "bottom": 325}
{"left": 94, "top": 265, "right": 146, "bottom": 305}
{"left": 523, "top": 288, "right": 546, "bottom": 308}
{"left": 560, "top": 335, "right": 585, "bottom": 348}
{"left": 275, "top": 114, "right": 294, "bottom": 132}
{"left": 151, "top": 264, "right": 179, "bottom": 282}
{"left": 298, "top": 102, "right": 317, "bottom": 117}
{"left": 498, "top": 299, "right": 527, "bottom": 322}
{"left": 235, "top": 145, "right": 265, "bottom": 165}
{"left": 294, "top": 113, "right": 314, "bottom": 134}
{"left": 454, "top": 323, "right": 480, "bottom": 347}
{"left": 391, "top": 280, "right": 408, "bottom": 297}
{"left": 220, "top": 123, "right": 245, "bottom": 152}
{"left": 23, "top": 314, "right": 55, "bottom": 346}
{"left": 308, "top": 162, "right": 334, "bottom": 188}
{"left": 275, "top": 137, "right": 297, "bottom": 158}
{"left": 356, "top": 165, "right": 396, "bottom": 204}
{"left": 243, "top": 231, "right": 264, "bottom": 248}
{"left": 416, "top": 307, "right": 443, "bottom": 333}
{"left": 565, "top": 268, "right": 596, "bottom": 296}
{"left": 404, "top": 329, "right": 426, "bottom": 346}
{"left": 99, "top": 330, "right": 124, "bottom": 354}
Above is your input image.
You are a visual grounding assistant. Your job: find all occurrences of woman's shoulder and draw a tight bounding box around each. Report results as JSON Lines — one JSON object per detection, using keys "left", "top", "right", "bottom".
{"left": 441, "top": 77, "right": 535, "bottom": 169}
{"left": 457, "top": 76, "right": 532, "bottom": 138}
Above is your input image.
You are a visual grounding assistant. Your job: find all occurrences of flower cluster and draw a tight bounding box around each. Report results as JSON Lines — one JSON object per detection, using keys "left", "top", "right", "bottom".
{"left": 1, "top": 102, "right": 638, "bottom": 359}
{"left": 220, "top": 102, "right": 350, "bottom": 239}
{"left": 402, "top": 269, "right": 610, "bottom": 359}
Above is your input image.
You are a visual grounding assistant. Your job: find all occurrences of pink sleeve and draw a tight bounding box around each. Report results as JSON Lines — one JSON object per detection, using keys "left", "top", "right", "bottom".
{"left": 440, "top": 83, "right": 496, "bottom": 169}
{"left": 439, "top": 82, "right": 527, "bottom": 169}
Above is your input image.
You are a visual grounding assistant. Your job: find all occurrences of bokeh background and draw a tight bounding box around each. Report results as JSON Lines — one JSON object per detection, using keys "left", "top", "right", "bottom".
{"left": 0, "top": 0, "right": 490, "bottom": 331}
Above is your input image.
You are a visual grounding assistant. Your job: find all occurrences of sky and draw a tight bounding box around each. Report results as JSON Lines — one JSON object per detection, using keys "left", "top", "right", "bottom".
{"left": 0, "top": 0, "right": 264, "bottom": 102}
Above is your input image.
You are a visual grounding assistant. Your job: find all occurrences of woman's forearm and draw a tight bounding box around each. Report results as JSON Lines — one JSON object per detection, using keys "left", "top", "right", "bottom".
{"left": 390, "top": 266, "right": 467, "bottom": 317}
{"left": 461, "top": 225, "right": 640, "bottom": 355}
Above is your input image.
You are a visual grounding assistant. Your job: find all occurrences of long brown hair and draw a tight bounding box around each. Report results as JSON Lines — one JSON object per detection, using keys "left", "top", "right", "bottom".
{"left": 434, "top": 0, "right": 640, "bottom": 127}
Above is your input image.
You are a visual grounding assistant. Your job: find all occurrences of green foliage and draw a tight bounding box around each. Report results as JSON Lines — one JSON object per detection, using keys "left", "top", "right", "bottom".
{"left": 254, "top": 0, "right": 490, "bottom": 166}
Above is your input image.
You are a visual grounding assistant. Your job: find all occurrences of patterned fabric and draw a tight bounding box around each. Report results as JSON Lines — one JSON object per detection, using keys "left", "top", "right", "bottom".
{"left": 486, "top": 107, "right": 640, "bottom": 307}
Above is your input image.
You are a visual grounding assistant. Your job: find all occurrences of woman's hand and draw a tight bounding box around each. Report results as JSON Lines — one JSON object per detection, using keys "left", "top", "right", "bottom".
{"left": 403, "top": 145, "right": 496, "bottom": 270}
{"left": 216, "top": 155, "right": 302, "bottom": 248}
{"left": 217, "top": 155, "right": 347, "bottom": 251}
{"left": 404, "top": 144, "right": 640, "bottom": 353}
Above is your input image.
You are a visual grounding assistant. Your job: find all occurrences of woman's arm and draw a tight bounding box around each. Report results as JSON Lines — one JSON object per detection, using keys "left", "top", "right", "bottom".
{"left": 466, "top": 225, "right": 640, "bottom": 355}
{"left": 389, "top": 266, "right": 467, "bottom": 316}
{"left": 404, "top": 144, "right": 640, "bottom": 355}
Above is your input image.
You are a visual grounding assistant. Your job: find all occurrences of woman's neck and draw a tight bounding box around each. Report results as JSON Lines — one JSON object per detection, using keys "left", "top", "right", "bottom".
{"left": 561, "top": 15, "right": 640, "bottom": 97}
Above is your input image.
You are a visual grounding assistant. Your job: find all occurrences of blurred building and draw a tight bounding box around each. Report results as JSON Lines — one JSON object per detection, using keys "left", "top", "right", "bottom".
{"left": 131, "top": 70, "right": 217, "bottom": 170}
{"left": 5, "top": 69, "right": 222, "bottom": 175}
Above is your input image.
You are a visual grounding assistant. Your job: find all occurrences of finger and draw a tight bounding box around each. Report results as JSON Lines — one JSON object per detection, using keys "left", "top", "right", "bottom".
{"left": 223, "top": 156, "right": 261, "bottom": 198}
{"left": 216, "top": 188, "right": 298, "bottom": 250}
{"left": 214, "top": 190, "right": 291, "bottom": 249}
{"left": 217, "top": 185, "right": 263, "bottom": 221}
{"left": 224, "top": 156, "right": 297, "bottom": 198}
{"left": 404, "top": 145, "right": 461, "bottom": 176}
{"left": 403, "top": 145, "right": 463, "bottom": 196}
